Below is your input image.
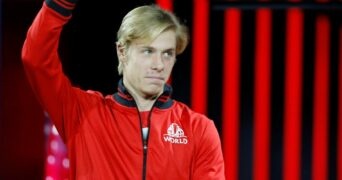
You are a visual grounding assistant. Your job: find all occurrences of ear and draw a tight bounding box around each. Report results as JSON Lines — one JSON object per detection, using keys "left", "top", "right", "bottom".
{"left": 116, "top": 42, "right": 126, "bottom": 62}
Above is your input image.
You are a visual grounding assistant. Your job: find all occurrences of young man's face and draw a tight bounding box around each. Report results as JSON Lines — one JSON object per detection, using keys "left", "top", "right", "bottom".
{"left": 122, "top": 30, "right": 177, "bottom": 99}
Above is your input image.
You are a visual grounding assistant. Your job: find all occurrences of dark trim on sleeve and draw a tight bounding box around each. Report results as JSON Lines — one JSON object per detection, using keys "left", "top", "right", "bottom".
{"left": 45, "top": 0, "right": 77, "bottom": 17}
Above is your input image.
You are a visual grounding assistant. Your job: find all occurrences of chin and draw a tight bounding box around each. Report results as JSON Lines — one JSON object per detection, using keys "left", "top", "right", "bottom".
{"left": 143, "top": 86, "right": 163, "bottom": 97}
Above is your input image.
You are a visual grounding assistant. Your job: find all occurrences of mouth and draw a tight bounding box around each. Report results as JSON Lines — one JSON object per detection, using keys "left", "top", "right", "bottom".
{"left": 147, "top": 76, "right": 164, "bottom": 80}
{"left": 145, "top": 76, "right": 165, "bottom": 83}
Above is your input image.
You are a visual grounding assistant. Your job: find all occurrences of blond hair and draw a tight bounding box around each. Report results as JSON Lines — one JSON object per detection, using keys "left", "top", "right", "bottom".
{"left": 116, "top": 5, "right": 189, "bottom": 75}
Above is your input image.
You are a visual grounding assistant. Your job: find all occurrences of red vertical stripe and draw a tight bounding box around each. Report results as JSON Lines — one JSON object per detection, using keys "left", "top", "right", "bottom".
{"left": 155, "top": 0, "right": 173, "bottom": 11}
{"left": 253, "top": 8, "right": 271, "bottom": 180}
{"left": 283, "top": 8, "right": 303, "bottom": 180}
{"left": 191, "top": 0, "right": 208, "bottom": 114}
{"left": 313, "top": 4, "right": 330, "bottom": 180}
{"left": 312, "top": 16, "right": 330, "bottom": 180}
{"left": 338, "top": 27, "right": 342, "bottom": 180}
{"left": 222, "top": 9, "right": 241, "bottom": 180}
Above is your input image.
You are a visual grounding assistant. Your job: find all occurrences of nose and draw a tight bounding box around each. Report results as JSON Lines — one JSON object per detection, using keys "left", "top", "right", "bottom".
{"left": 151, "top": 54, "right": 164, "bottom": 71}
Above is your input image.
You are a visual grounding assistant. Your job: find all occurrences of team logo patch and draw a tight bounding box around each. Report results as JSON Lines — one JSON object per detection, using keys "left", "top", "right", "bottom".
{"left": 163, "top": 123, "right": 188, "bottom": 144}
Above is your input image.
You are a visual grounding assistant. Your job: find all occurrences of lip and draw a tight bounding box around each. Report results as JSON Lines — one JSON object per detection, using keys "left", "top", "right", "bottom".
{"left": 145, "top": 76, "right": 165, "bottom": 81}
{"left": 145, "top": 76, "right": 165, "bottom": 84}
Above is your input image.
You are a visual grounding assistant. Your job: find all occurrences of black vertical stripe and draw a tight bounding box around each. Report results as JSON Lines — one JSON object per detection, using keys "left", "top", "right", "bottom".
{"left": 301, "top": 9, "right": 315, "bottom": 180}
{"left": 208, "top": 7, "right": 224, "bottom": 135}
{"left": 238, "top": 10, "right": 255, "bottom": 180}
{"left": 328, "top": 10, "right": 340, "bottom": 180}
{"left": 172, "top": 0, "right": 193, "bottom": 106}
{"left": 270, "top": 9, "right": 286, "bottom": 180}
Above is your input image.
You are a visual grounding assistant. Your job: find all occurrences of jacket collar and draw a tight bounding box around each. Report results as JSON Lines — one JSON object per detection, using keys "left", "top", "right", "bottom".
{"left": 113, "top": 79, "right": 174, "bottom": 109}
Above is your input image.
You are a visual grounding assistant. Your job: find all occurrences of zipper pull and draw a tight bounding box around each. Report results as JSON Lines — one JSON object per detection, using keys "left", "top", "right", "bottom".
{"left": 143, "top": 141, "right": 148, "bottom": 151}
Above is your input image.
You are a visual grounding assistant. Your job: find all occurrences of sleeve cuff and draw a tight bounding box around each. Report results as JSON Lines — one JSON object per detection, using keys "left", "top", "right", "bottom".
{"left": 45, "top": 0, "right": 78, "bottom": 17}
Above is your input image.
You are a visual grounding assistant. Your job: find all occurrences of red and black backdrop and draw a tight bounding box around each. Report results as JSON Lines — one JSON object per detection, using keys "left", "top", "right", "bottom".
{"left": 1, "top": 0, "right": 341, "bottom": 179}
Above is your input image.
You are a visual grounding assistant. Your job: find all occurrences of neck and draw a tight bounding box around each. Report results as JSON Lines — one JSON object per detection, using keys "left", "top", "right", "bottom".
{"left": 133, "top": 95, "right": 156, "bottom": 111}
{"left": 122, "top": 79, "right": 160, "bottom": 111}
{"left": 126, "top": 83, "right": 158, "bottom": 111}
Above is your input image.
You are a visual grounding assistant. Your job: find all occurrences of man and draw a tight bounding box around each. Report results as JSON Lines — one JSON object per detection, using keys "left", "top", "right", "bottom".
{"left": 22, "top": 0, "right": 225, "bottom": 179}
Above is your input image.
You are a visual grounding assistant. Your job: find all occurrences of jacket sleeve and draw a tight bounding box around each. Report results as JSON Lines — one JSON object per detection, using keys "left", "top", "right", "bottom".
{"left": 193, "top": 120, "right": 226, "bottom": 179}
{"left": 21, "top": 0, "right": 81, "bottom": 142}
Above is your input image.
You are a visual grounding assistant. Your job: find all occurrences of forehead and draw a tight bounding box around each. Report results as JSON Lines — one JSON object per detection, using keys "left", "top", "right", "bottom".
{"left": 132, "top": 30, "right": 176, "bottom": 50}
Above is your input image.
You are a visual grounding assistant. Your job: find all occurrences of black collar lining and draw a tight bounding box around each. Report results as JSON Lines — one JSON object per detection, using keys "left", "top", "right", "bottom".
{"left": 113, "top": 79, "right": 174, "bottom": 109}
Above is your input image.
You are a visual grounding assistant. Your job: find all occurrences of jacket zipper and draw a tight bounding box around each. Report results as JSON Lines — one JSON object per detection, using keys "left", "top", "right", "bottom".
{"left": 142, "top": 140, "right": 148, "bottom": 180}
{"left": 137, "top": 104, "right": 156, "bottom": 180}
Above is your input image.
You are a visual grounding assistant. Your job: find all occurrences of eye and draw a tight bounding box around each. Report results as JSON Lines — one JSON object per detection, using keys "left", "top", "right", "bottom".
{"left": 163, "top": 50, "right": 175, "bottom": 59}
{"left": 142, "top": 48, "right": 153, "bottom": 55}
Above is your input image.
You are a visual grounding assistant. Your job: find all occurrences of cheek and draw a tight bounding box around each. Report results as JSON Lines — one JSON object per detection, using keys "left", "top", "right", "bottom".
{"left": 165, "top": 61, "right": 175, "bottom": 71}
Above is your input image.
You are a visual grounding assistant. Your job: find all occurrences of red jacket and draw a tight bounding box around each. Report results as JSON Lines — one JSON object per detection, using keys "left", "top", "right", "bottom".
{"left": 22, "top": 2, "right": 225, "bottom": 179}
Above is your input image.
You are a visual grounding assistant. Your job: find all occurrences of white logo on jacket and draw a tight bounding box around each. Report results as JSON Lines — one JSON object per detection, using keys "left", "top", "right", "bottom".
{"left": 163, "top": 123, "right": 188, "bottom": 144}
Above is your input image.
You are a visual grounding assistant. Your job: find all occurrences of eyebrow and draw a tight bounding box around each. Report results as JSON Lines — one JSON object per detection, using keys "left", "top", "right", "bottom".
{"left": 163, "top": 48, "right": 175, "bottom": 52}
{"left": 139, "top": 45, "right": 175, "bottom": 52}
